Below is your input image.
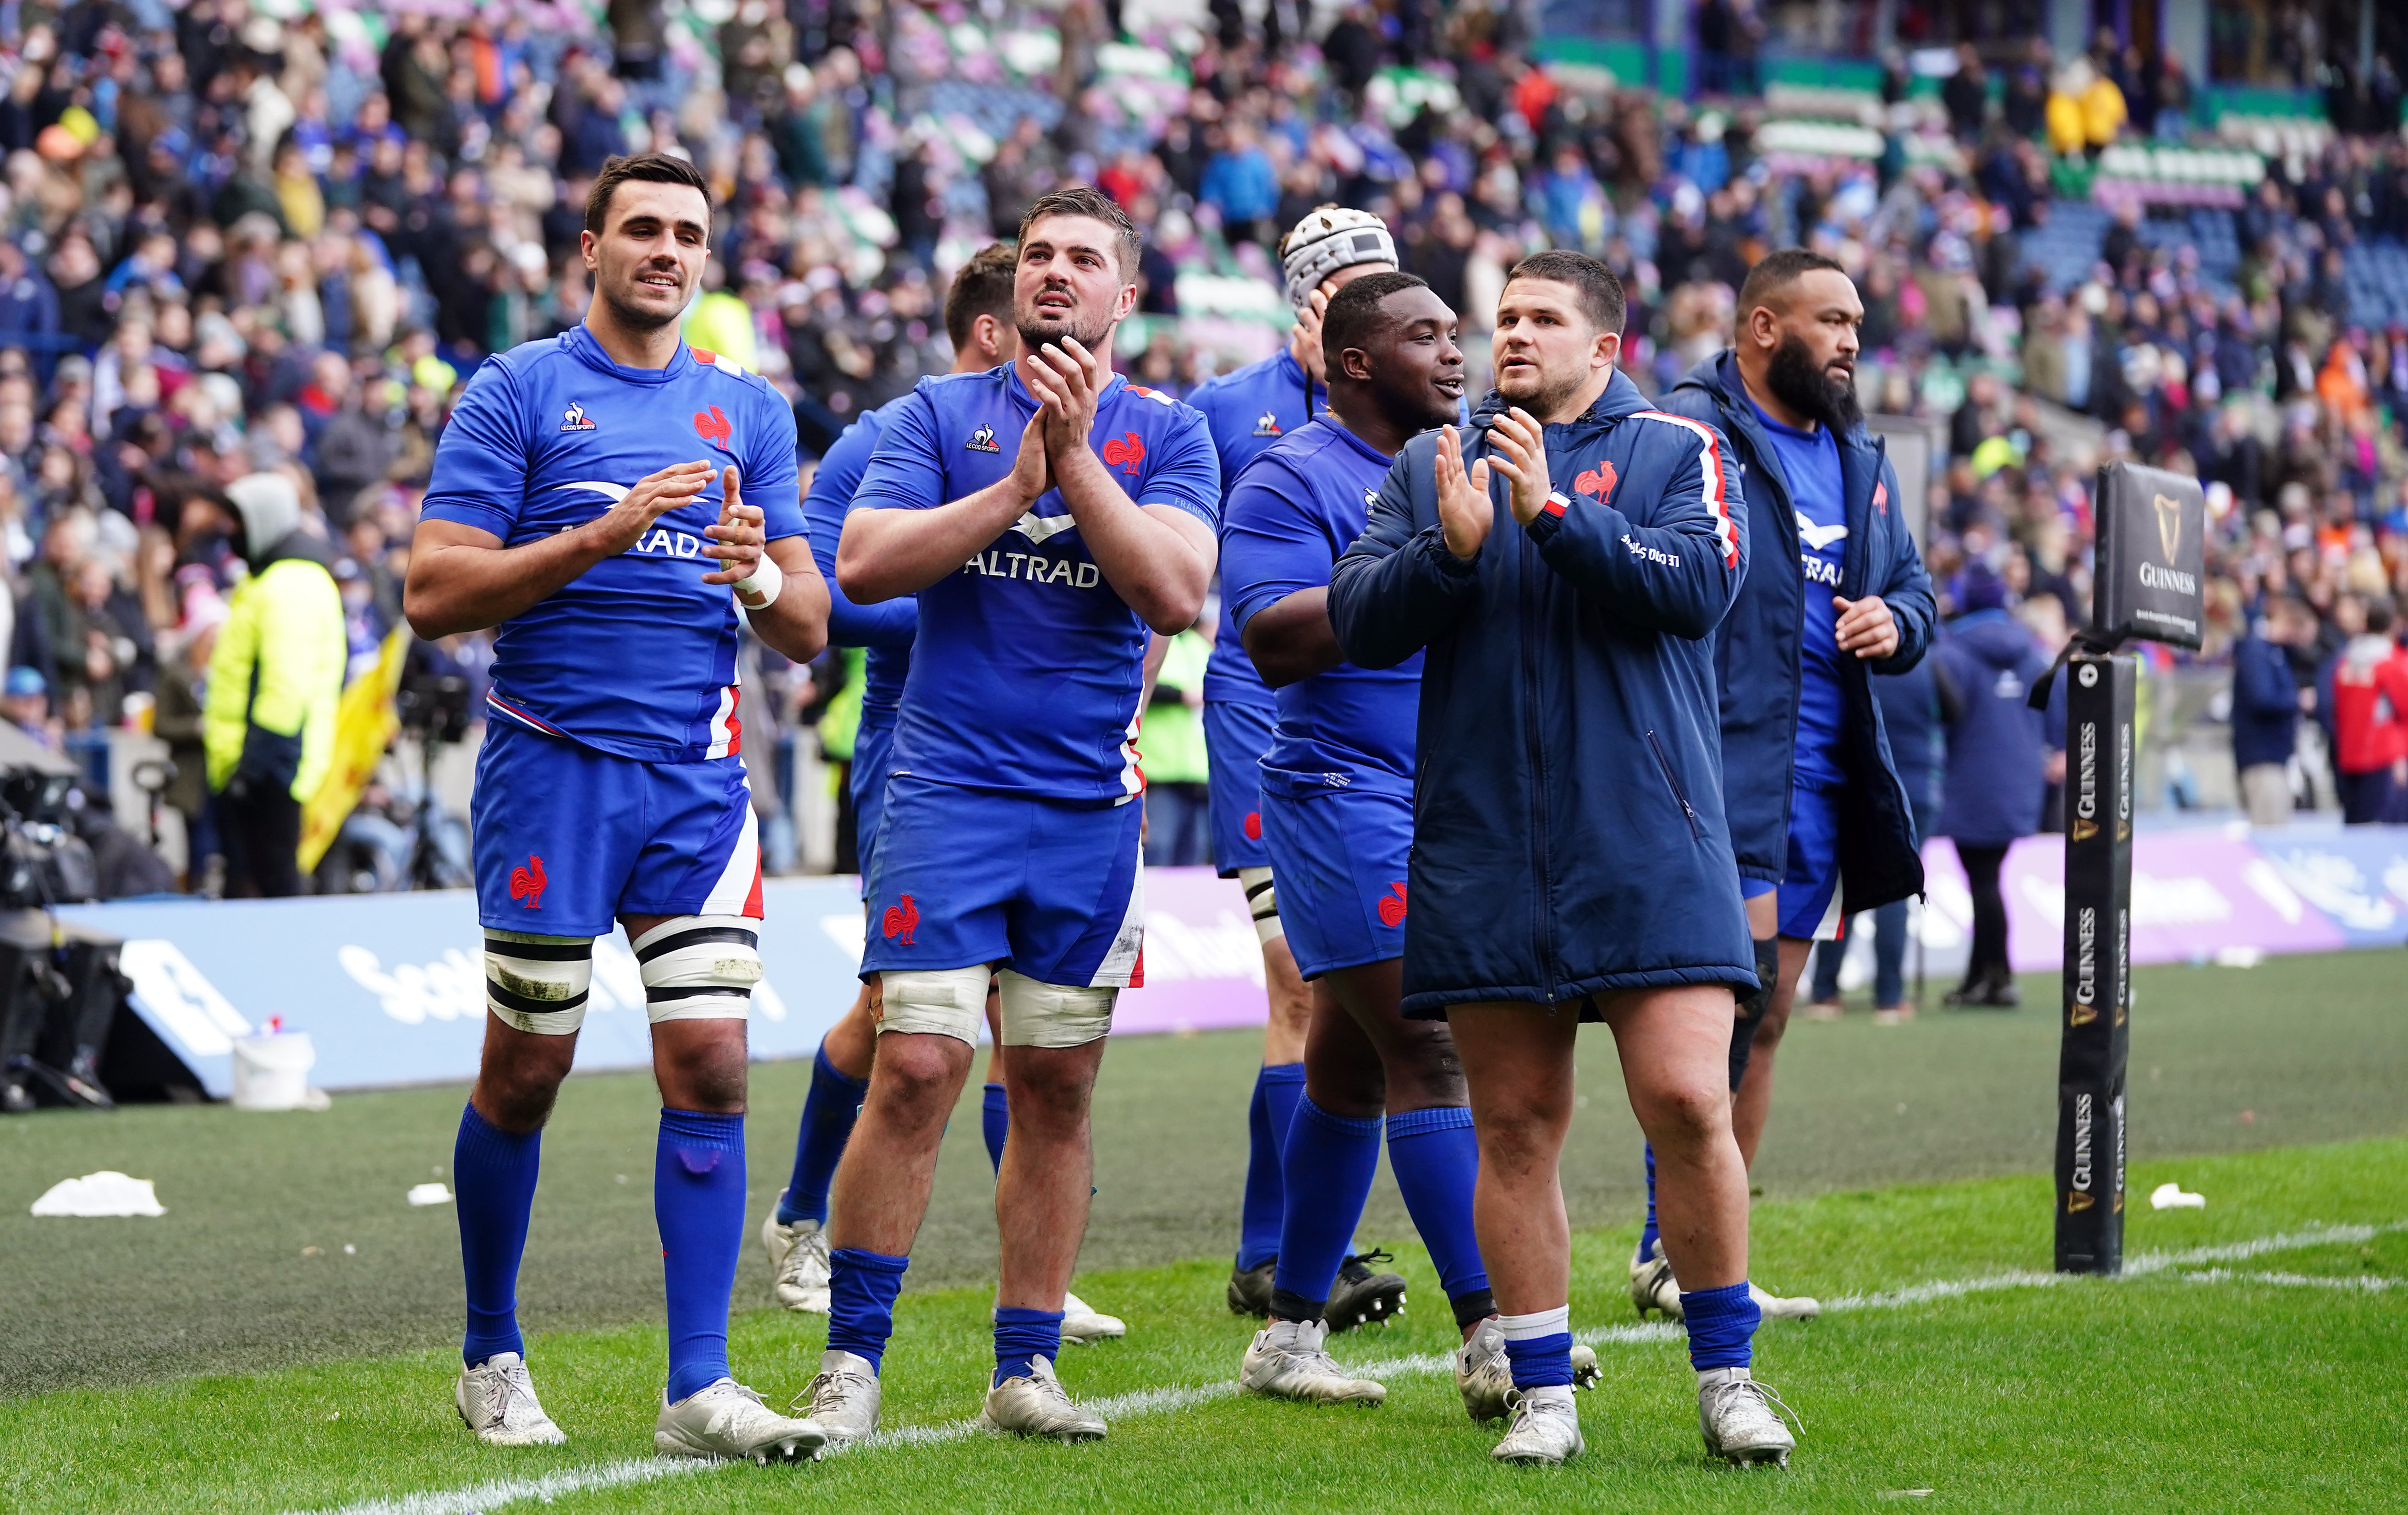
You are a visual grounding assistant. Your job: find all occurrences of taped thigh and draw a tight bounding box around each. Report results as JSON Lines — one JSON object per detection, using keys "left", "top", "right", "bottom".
{"left": 1238, "top": 865, "right": 1284, "bottom": 945}
{"left": 873, "top": 964, "right": 993, "bottom": 1044}
{"left": 996, "top": 969, "right": 1115, "bottom": 1049}
{"left": 632, "top": 916, "right": 761, "bottom": 1024}
{"left": 486, "top": 932, "right": 594, "bottom": 1035}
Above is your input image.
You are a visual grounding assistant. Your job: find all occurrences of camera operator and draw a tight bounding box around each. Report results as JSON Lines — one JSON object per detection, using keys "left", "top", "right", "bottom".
{"left": 203, "top": 472, "right": 345, "bottom": 898}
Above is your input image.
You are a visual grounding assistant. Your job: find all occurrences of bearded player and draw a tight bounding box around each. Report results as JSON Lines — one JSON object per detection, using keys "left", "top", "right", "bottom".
{"left": 406, "top": 153, "right": 831, "bottom": 1460}
{"left": 1643, "top": 250, "right": 1932, "bottom": 1322}
{"left": 758, "top": 244, "right": 1126, "bottom": 1347}
{"left": 801, "top": 187, "right": 1218, "bottom": 1445}
{"left": 1186, "top": 205, "right": 1413, "bottom": 1324}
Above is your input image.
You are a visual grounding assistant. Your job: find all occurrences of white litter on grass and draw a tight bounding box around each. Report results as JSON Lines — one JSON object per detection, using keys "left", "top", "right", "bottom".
{"left": 2150, "top": 1182, "right": 2207, "bottom": 1210}
{"left": 292, "top": 1216, "right": 2408, "bottom": 1515}
{"left": 2211, "top": 945, "right": 2263, "bottom": 968}
{"left": 29, "top": 1171, "right": 165, "bottom": 1217}
{"left": 406, "top": 1184, "right": 454, "bottom": 1208}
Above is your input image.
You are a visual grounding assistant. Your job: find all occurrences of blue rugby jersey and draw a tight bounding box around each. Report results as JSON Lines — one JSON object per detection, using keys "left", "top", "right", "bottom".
{"left": 1744, "top": 396, "right": 1850, "bottom": 791}
{"left": 422, "top": 326, "right": 805, "bottom": 763}
{"left": 851, "top": 363, "right": 1220, "bottom": 802}
{"left": 801, "top": 403, "right": 914, "bottom": 714}
{"left": 1220, "top": 417, "right": 1421, "bottom": 800}
{"left": 1188, "top": 347, "right": 1321, "bottom": 707}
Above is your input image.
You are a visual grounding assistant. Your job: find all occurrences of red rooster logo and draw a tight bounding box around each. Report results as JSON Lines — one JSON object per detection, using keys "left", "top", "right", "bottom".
{"left": 1574, "top": 461, "right": 1617, "bottom": 502}
{"left": 1243, "top": 811, "right": 1262, "bottom": 841}
{"left": 509, "top": 855, "right": 547, "bottom": 910}
{"left": 693, "top": 405, "right": 733, "bottom": 450}
{"left": 882, "top": 894, "right": 919, "bottom": 944}
{"left": 1101, "top": 431, "right": 1145, "bottom": 474}
{"left": 1375, "top": 881, "right": 1409, "bottom": 928}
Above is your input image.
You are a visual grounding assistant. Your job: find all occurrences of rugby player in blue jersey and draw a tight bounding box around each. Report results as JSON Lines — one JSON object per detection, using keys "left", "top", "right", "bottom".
{"left": 757, "top": 243, "right": 1124, "bottom": 1346}
{"left": 1219, "top": 270, "right": 1602, "bottom": 1416}
{"left": 1187, "top": 206, "right": 1406, "bottom": 1322}
{"left": 405, "top": 154, "right": 831, "bottom": 1460}
{"left": 802, "top": 187, "right": 1219, "bottom": 1444}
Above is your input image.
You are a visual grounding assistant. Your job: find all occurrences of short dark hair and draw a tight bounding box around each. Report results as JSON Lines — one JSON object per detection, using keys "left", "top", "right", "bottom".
{"left": 945, "top": 242, "right": 1019, "bottom": 351}
{"left": 1504, "top": 250, "right": 1625, "bottom": 335}
{"left": 1017, "top": 185, "right": 1143, "bottom": 280}
{"left": 1738, "top": 248, "right": 1850, "bottom": 316}
{"left": 584, "top": 153, "right": 712, "bottom": 235}
{"left": 1322, "top": 270, "right": 1431, "bottom": 372}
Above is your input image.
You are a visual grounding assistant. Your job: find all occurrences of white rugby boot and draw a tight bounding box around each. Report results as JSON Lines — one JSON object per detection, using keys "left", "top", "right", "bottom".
{"left": 1631, "top": 1240, "right": 1819, "bottom": 1323}
{"left": 1241, "top": 1318, "right": 1387, "bottom": 1406}
{"left": 653, "top": 1378, "right": 826, "bottom": 1462}
{"left": 1491, "top": 1386, "right": 1583, "bottom": 1466}
{"left": 1752, "top": 1283, "right": 1821, "bottom": 1321}
{"left": 1698, "top": 1367, "right": 1799, "bottom": 1467}
{"left": 1456, "top": 1318, "right": 1513, "bottom": 1421}
{"left": 1630, "top": 1239, "right": 1684, "bottom": 1319}
{"left": 1459, "top": 1321, "right": 1604, "bottom": 1422}
{"left": 760, "top": 1203, "right": 831, "bottom": 1313}
{"left": 455, "top": 1352, "right": 566, "bottom": 1446}
{"left": 980, "top": 1355, "right": 1108, "bottom": 1441}
{"left": 1060, "top": 1291, "right": 1126, "bottom": 1344}
{"left": 794, "top": 1350, "right": 882, "bottom": 1448}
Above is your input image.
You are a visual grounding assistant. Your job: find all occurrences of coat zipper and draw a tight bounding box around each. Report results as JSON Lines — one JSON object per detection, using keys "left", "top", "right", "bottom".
{"left": 1646, "top": 729, "right": 1704, "bottom": 840}
{"left": 1518, "top": 429, "right": 1555, "bottom": 1003}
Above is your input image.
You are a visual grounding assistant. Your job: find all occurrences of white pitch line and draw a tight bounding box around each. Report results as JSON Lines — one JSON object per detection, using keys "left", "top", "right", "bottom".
{"left": 2176, "top": 1268, "right": 2399, "bottom": 1293}
{"left": 294, "top": 1218, "right": 2403, "bottom": 1515}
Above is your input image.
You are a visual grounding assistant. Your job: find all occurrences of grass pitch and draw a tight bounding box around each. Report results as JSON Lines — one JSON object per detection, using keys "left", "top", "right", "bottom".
{"left": 3, "top": 951, "right": 2405, "bottom": 1512}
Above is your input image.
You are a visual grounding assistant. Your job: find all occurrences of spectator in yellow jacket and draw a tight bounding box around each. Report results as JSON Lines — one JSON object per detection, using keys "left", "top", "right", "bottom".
{"left": 204, "top": 471, "right": 346, "bottom": 897}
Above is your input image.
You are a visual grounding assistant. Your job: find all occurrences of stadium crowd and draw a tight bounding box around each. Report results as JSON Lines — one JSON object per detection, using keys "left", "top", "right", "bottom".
{"left": 0, "top": 0, "right": 2399, "bottom": 898}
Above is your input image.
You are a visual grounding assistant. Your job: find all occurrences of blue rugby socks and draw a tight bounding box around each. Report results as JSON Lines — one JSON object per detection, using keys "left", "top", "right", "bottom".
{"left": 454, "top": 1102, "right": 541, "bottom": 1367}
{"left": 1268, "top": 1096, "right": 1381, "bottom": 1320}
{"left": 827, "top": 1247, "right": 910, "bottom": 1372}
{"left": 982, "top": 1082, "right": 1009, "bottom": 1176}
{"left": 1237, "top": 1062, "right": 1304, "bottom": 1272}
{"left": 1683, "top": 1282, "right": 1761, "bottom": 1373}
{"left": 1385, "top": 1104, "right": 1493, "bottom": 1326}
{"left": 779, "top": 1045, "right": 868, "bottom": 1227}
{"left": 1638, "top": 1142, "right": 1661, "bottom": 1263}
{"left": 992, "top": 1306, "right": 1064, "bottom": 1385}
{"left": 1499, "top": 1305, "right": 1574, "bottom": 1389}
{"left": 655, "top": 1109, "right": 746, "bottom": 1403}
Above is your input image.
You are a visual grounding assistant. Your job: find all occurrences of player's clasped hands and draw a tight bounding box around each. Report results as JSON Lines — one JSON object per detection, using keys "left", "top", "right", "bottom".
{"left": 1833, "top": 593, "right": 1900, "bottom": 659}
{"left": 1483, "top": 407, "right": 1554, "bottom": 526}
{"left": 1434, "top": 422, "right": 1494, "bottom": 562}
{"left": 1025, "top": 336, "right": 1110, "bottom": 458}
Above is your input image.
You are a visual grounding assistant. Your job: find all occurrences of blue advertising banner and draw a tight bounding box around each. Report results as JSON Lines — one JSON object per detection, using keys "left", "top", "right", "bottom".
{"left": 58, "top": 879, "right": 875, "bottom": 1099}
{"left": 2249, "top": 826, "right": 2408, "bottom": 950}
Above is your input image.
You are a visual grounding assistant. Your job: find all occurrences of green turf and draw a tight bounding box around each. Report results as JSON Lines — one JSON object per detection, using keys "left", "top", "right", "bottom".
{"left": 4, "top": 950, "right": 2404, "bottom": 1399}
{"left": 4, "top": 1136, "right": 2404, "bottom": 1515}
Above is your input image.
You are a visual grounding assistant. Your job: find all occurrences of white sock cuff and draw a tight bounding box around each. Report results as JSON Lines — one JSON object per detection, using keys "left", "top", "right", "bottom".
{"left": 1496, "top": 1305, "right": 1571, "bottom": 1340}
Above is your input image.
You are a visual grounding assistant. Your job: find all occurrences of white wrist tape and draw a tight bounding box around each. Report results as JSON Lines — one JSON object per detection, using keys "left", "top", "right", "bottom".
{"left": 732, "top": 551, "right": 782, "bottom": 610}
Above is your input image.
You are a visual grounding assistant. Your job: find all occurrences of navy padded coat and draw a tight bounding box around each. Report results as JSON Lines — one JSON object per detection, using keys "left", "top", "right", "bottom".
{"left": 1328, "top": 371, "right": 1757, "bottom": 1019}
{"left": 1660, "top": 351, "right": 1934, "bottom": 917}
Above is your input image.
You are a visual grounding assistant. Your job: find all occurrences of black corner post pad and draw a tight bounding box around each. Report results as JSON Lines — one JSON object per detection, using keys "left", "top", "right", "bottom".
{"left": 2053, "top": 652, "right": 2135, "bottom": 1274}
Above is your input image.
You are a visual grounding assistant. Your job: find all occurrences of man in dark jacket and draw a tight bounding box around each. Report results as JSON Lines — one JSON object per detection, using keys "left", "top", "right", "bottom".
{"left": 1646, "top": 250, "right": 1933, "bottom": 1318}
{"left": 2231, "top": 594, "right": 2313, "bottom": 827}
{"left": 1330, "top": 252, "right": 1797, "bottom": 1471}
{"left": 1931, "top": 567, "right": 2060, "bottom": 1003}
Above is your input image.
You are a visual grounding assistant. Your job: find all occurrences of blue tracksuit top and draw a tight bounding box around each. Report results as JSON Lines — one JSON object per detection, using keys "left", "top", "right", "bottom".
{"left": 1661, "top": 350, "right": 1933, "bottom": 917}
{"left": 1328, "top": 372, "right": 1757, "bottom": 1016}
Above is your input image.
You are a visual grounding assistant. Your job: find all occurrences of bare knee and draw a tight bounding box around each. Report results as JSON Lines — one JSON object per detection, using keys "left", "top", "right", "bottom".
{"left": 870, "top": 1034, "right": 971, "bottom": 1129}
{"left": 1638, "top": 1077, "right": 1732, "bottom": 1156}
{"left": 1006, "top": 1049, "right": 1098, "bottom": 1136}
{"left": 475, "top": 1039, "right": 574, "bottom": 1134}
{"left": 1381, "top": 1023, "right": 1467, "bottom": 1110}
